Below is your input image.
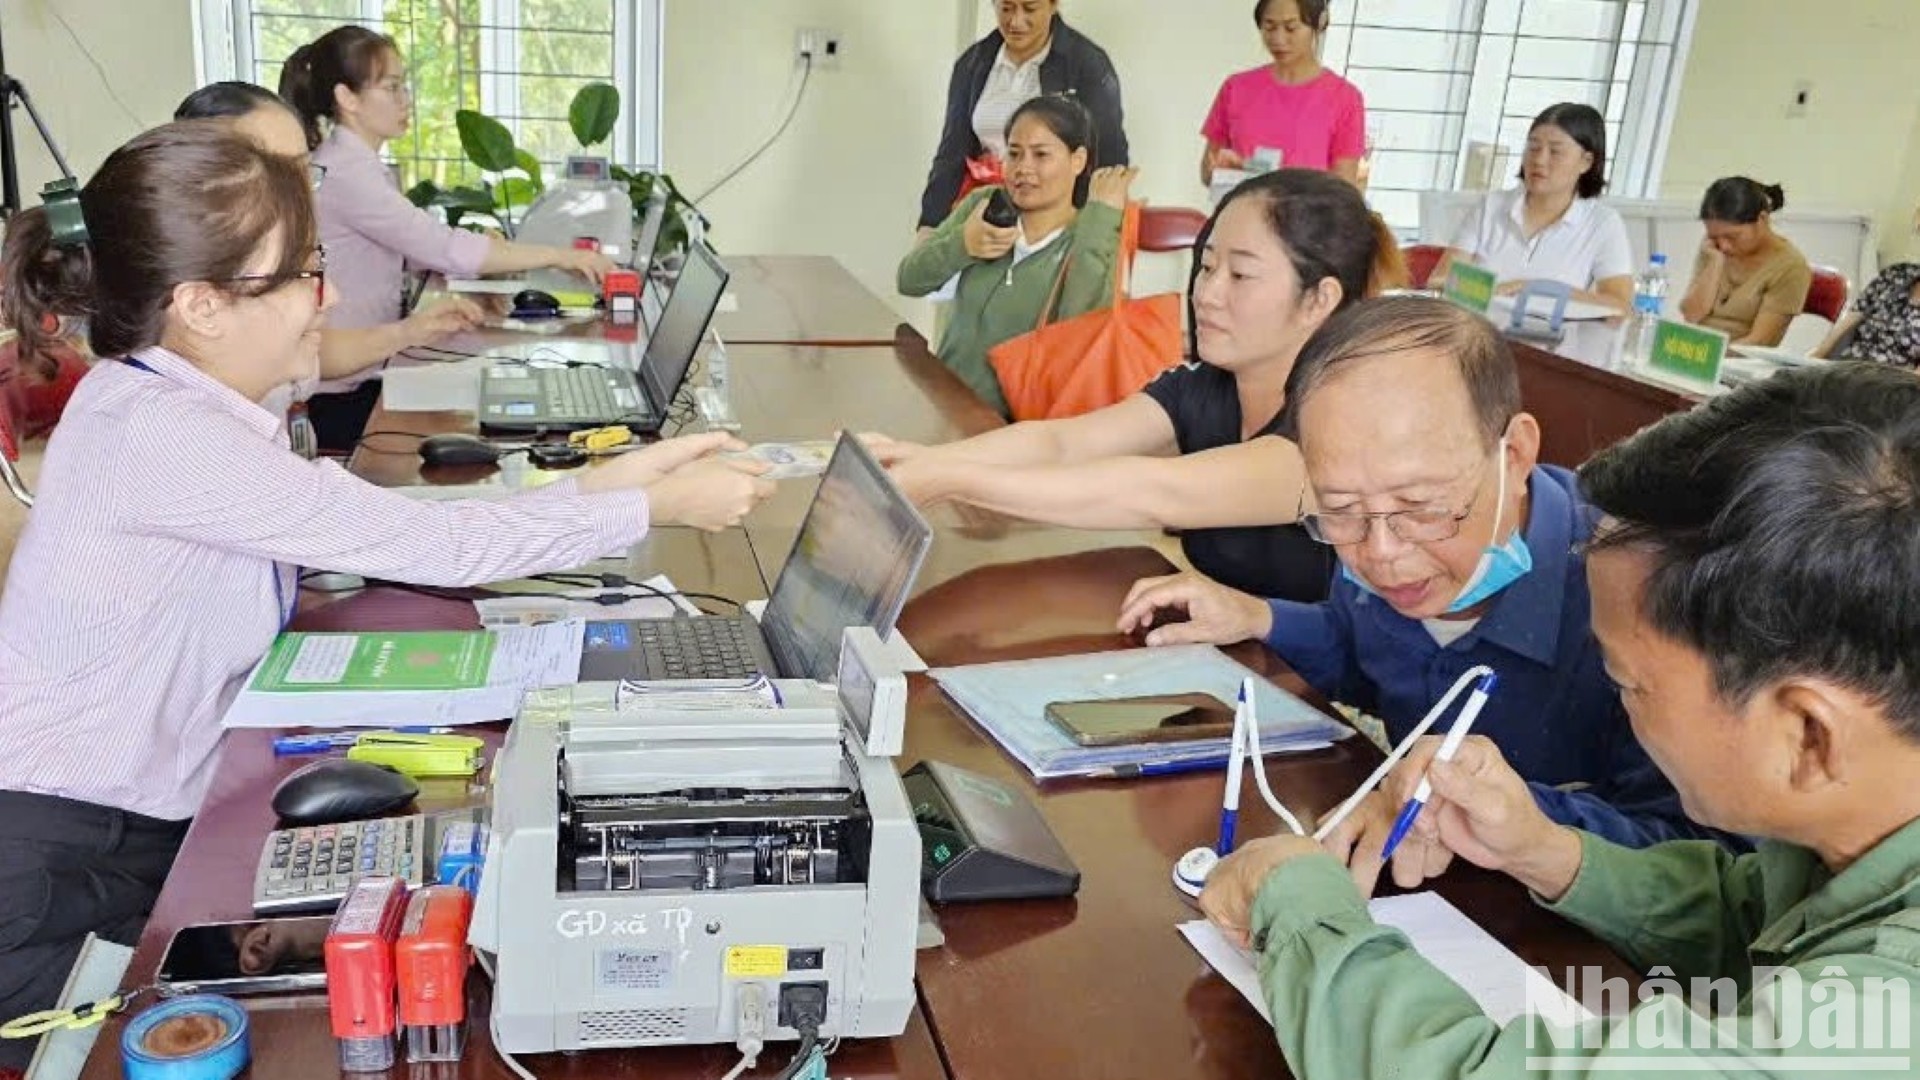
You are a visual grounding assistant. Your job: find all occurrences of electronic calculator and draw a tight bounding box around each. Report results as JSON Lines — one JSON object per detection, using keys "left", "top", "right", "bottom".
{"left": 253, "top": 814, "right": 427, "bottom": 914}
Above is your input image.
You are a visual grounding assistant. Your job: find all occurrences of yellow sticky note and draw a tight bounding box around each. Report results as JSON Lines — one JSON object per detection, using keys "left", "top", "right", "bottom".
{"left": 723, "top": 946, "right": 787, "bottom": 978}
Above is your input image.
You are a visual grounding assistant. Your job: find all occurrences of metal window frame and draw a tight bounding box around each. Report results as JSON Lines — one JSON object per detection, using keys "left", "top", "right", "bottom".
{"left": 193, "top": 0, "right": 662, "bottom": 176}
{"left": 1333, "top": 0, "right": 1697, "bottom": 225}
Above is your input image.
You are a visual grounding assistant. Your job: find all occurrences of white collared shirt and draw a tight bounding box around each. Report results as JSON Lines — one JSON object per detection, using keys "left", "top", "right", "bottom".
{"left": 1452, "top": 188, "right": 1634, "bottom": 290}
{"left": 0, "top": 347, "right": 651, "bottom": 819}
{"left": 972, "top": 41, "right": 1052, "bottom": 160}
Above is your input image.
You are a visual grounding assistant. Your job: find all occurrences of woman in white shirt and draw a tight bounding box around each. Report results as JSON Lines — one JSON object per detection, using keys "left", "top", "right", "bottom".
{"left": 1441, "top": 103, "right": 1634, "bottom": 314}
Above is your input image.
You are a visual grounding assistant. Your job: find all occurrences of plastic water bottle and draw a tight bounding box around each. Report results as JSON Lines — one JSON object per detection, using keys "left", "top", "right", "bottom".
{"left": 1626, "top": 253, "right": 1668, "bottom": 363}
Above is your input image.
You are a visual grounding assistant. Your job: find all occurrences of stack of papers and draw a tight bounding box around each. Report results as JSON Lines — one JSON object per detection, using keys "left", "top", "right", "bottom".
{"left": 221, "top": 622, "right": 584, "bottom": 729}
{"left": 930, "top": 645, "right": 1348, "bottom": 779}
{"left": 1178, "top": 891, "right": 1592, "bottom": 1025}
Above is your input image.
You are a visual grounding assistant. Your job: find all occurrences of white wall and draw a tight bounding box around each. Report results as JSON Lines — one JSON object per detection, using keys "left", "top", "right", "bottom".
{"left": 16, "top": 0, "right": 1920, "bottom": 309}
{"left": 0, "top": 0, "right": 196, "bottom": 202}
{"left": 662, "top": 0, "right": 965, "bottom": 332}
{"left": 1660, "top": 0, "right": 1920, "bottom": 265}
{"left": 663, "top": 0, "right": 1264, "bottom": 327}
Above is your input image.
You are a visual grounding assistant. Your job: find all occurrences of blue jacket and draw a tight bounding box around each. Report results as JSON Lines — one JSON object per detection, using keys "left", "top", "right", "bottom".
{"left": 1264, "top": 465, "right": 1729, "bottom": 849}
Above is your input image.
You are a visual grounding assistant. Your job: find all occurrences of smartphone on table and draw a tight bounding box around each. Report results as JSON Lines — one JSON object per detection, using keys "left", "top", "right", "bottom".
{"left": 1043, "top": 692, "right": 1235, "bottom": 747}
{"left": 156, "top": 916, "right": 332, "bottom": 996}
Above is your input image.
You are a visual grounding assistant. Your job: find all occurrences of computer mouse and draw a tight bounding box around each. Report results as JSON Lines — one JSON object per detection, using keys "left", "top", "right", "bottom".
{"left": 419, "top": 433, "right": 501, "bottom": 467}
{"left": 271, "top": 758, "right": 419, "bottom": 827}
{"left": 510, "top": 288, "right": 562, "bottom": 316}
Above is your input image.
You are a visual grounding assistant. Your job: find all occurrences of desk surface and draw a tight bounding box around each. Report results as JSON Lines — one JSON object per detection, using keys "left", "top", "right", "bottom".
{"left": 93, "top": 260, "right": 1638, "bottom": 1079}
{"left": 1499, "top": 319, "right": 1703, "bottom": 468}
{"left": 713, "top": 255, "right": 905, "bottom": 347}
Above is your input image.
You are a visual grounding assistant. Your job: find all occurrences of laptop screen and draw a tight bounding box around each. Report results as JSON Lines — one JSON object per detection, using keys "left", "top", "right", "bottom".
{"left": 762, "top": 435, "right": 934, "bottom": 683}
{"left": 639, "top": 242, "right": 729, "bottom": 416}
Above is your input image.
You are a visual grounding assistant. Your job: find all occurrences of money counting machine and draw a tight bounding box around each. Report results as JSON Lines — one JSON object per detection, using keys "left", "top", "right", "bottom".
{"left": 471, "top": 627, "right": 920, "bottom": 1053}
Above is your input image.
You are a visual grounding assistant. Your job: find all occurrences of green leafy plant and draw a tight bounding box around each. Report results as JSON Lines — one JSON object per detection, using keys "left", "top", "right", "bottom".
{"left": 406, "top": 82, "right": 704, "bottom": 256}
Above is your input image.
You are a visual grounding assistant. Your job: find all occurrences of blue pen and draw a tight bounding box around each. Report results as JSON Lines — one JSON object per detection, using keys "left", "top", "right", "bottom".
{"left": 1093, "top": 755, "right": 1233, "bottom": 779}
{"left": 1379, "top": 672, "right": 1498, "bottom": 862}
{"left": 1216, "top": 679, "right": 1253, "bottom": 855}
{"left": 272, "top": 726, "right": 453, "bottom": 756}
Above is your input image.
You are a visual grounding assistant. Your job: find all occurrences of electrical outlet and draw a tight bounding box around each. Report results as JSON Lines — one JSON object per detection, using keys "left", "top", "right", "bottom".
{"left": 795, "top": 28, "right": 842, "bottom": 69}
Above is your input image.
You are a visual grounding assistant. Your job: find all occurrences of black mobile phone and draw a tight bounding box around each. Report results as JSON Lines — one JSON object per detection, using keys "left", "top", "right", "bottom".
{"left": 157, "top": 916, "right": 332, "bottom": 996}
{"left": 983, "top": 188, "right": 1018, "bottom": 229}
{"left": 1043, "top": 693, "right": 1235, "bottom": 747}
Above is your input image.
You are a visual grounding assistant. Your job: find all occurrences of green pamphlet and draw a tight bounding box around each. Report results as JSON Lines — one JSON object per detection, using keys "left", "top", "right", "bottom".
{"left": 1646, "top": 319, "right": 1727, "bottom": 387}
{"left": 248, "top": 631, "right": 497, "bottom": 693}
{"left": 1443, "top": 261, "right": 1495, "bottom": 313}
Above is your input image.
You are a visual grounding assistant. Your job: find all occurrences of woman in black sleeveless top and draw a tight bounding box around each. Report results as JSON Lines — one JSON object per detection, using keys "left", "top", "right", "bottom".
{"left": 868, "top": 169, "right": 1404, "bottom": 602}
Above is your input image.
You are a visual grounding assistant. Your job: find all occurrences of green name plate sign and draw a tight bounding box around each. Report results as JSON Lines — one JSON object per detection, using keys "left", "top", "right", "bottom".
{"left": 1647, "top": 319, "right": 1727, "bottom": 387}
{"left": 1443, "top": 261, "right": 1495, "bottom": 313}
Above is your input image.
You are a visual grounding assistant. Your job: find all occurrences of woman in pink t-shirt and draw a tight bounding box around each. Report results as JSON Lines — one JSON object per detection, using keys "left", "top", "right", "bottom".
{"left": 1201, "top": 0, "right": 1366, "bottom": 186}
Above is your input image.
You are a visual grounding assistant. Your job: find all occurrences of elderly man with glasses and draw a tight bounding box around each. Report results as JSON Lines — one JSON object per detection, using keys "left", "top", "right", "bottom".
{"left": 1120, "top": 296, "right": 1729, "bottom": 894}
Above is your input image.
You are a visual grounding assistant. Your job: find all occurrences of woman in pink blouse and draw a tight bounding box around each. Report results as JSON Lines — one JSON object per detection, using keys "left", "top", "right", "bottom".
{"left": 0, "top": 124, "right": 769, "bottom": 1061}
{"left": 1200, "top": 0, "right": 1367, "bottom": 187}
{"left": 279, "top": 25, "right": 618, "bottom": 448}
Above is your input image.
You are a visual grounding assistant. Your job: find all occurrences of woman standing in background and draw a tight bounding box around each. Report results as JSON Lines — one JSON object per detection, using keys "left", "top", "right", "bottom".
{"left": 1200, "top": 0, "right": 1366, "bottom": 186}
{"left": 1679, "top": 177, "right": 1811, "bottom": 348}
{"left": 917, "top": 0, "right": 1128, "bottom": 235}
{"left": 279, "top": 25, "right": 615, "bottom": 449}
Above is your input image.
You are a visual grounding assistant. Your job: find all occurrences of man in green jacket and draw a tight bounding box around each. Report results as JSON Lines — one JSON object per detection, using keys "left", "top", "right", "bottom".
{"left": 1201, "top": 359, "right": 1920, "bottom": 1076}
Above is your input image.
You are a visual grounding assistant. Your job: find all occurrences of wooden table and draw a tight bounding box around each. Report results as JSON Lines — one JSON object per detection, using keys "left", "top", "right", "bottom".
{"left": 89, "top": 261, "right": 1640, "bottom": 1079}
{"left": 1504, "top": 320, "right": 1704, "bottom": 468}
{"left": 713, "top": 255, "right": 906, "bottom": 346}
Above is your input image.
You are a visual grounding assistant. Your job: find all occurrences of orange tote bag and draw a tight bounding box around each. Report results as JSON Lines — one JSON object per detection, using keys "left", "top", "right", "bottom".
{"left": 988, "top": 201, "right": 1183, "bottom": 421}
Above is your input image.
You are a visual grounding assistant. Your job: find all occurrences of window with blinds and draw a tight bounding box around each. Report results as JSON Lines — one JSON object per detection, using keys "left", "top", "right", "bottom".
{"left": 194, "top": 0, "right": 662, "bottom": 190}
{"left": 1323, "top": 0, "right": 1696, "bottom": 230}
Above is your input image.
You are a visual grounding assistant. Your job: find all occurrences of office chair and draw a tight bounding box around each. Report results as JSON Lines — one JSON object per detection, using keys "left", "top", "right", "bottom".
{"left": 1136, "top": 207, "right": 1208, "bottom": 254}
{"left": 1804, "top": 266, "right": 1849, "bottom": 324}
{"left": 1403, "top": 244, "right": 1447, "bottom": 290}
{"left": 0, "top": 336, "right": 89, "bottom": 508}
{"left": 0, "top": 371, "right": 30, "bottom": 508}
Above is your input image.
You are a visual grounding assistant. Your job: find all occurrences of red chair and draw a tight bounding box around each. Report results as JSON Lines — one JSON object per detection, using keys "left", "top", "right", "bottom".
{"left": 0, "top": 336, "right": 90, "bottom": 508}
{"left": 1136, "top": 206, "right": 1208, "bottom": 253}
{"left": 1403, "top": 243, "right": 1447, "bottom": 290}
{"left": 1803, "top": 265, "right": 1849, "bottom": 323}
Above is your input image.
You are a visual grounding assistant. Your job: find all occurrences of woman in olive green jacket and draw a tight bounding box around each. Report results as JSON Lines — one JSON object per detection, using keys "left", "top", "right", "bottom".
{"left": 899, "top": 94, "right": 1136, "bottom": 417}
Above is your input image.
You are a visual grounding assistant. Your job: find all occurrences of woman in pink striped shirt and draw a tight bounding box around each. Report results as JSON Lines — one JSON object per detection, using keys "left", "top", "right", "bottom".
{"left": 0, "top": 123, "right": 769, "bottom": 1064}
{"left": 279, "top": 25, "right": 620, "bottom": 449}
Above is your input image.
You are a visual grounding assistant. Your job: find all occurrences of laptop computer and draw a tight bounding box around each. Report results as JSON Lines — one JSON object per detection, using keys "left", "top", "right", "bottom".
{"left": 477, "top": 241, "right": 730, "bottom": 434}
{"left": 577, "top": 434, "right": 935, "bottom": 684}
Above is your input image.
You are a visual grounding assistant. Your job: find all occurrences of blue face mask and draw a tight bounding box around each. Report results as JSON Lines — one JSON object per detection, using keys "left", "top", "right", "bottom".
{"left": 1340, "top": 438, "right": 1534, "bottom": 614}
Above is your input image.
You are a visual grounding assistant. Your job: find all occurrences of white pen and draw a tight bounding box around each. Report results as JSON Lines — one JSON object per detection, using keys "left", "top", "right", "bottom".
{"left": 1379, "top": 671, "right": 1499, "bottom": 861}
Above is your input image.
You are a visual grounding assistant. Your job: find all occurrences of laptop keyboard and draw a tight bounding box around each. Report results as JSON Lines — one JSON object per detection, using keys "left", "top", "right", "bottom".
{"left": 637, "top": 619, "right": 767, "bottom": 680}
{"left": 544, "top": 366, "right": 623, "bottom": 421}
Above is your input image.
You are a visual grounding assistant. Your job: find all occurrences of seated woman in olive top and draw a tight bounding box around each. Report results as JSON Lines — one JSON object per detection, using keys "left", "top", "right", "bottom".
{"left": 898, "top": 94, "right": 1131, "bottom": 418}
{"left": 1679, "top": 177, "right": 1811, "bottom": 347}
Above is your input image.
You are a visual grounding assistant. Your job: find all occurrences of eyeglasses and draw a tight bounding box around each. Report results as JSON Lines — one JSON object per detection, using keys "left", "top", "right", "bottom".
{"left": 1299, "top": 464, "right": 1486, "bottom": 547}
{"left": 307, "top": 163, "right": 327, "bottom": 191}
{"left": 222, "top": 244, "right": 327, "bottom": 304}
{"left": 373, "top": 77, "right": 413, "bottom": 100}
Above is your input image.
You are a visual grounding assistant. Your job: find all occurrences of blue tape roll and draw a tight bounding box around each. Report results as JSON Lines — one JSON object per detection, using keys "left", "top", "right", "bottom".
{"left": 120, "top": 995, "right": 251, "bottom": 1080}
